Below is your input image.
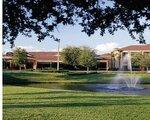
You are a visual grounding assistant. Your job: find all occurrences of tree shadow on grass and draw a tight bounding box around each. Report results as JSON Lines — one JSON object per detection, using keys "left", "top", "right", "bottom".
{"left": 3, "top": 73, "right": 110, "bottom": 91}
{"left": 4, "top": 90, "right": 150, "bottom": 109}
{"left": 4, "top": 98, "right": 150, "bottom": 109}
{"left": 3, "top": 72, "right": 116, "bottom": 86}
{"left": 3, "top": 72, "right": 56, "bottom": 85}
{"left": 4, "top": 90, "right": 76, "bottom": 95}
{"left": 3, "top": 73, "right": 37, "bottom": 85}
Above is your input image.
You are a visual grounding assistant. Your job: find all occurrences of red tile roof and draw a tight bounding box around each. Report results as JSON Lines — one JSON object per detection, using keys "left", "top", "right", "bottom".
{"left": 3, "top": 52, "right": 60, "bottom": 62}
{"left": 121, "top": 44, "right": 150, "bottom": 51}
{"left": 97, "top": 53, "right": 111, "bottom": 60}
{"left": 29, "top": 52, "right": 59, "bottom": 62}
{"left": 3, "top": 52, "right": 35, "bottom": 61}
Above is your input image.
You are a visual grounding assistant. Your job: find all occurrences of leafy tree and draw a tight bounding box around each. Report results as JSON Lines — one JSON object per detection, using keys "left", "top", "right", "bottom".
{"left": 131, "top": 53, "right": 150, "bottom": 71}
{"left": 79, "top": 47, "right": 96, "bottom": 73}
{"left": 3, "top": 0, "right": 150, "bottom": 46}
{"left": 61, "top": 46, "right": 81, "bottom": 69}
{"left": 142, "top": 53, "right": 150, "bottom": 72}
{"left": 12, "top": 48, "right": 27, "bottom": 70}
{"left": 131, "top": 53, "right": 143, "bottom": 68}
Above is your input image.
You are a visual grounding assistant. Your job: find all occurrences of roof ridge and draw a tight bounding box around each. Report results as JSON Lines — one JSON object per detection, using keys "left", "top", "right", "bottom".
{"left": 120, "top": 44, "right": 150, "bottom": 51}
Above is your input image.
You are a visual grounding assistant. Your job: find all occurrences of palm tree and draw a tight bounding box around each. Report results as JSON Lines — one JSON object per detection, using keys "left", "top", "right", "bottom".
{"left": 111, "top": 48, "right": 122, "bottom": 70}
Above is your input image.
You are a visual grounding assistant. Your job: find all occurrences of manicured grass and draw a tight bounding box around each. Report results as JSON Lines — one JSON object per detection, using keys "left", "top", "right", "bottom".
{"left": 3, "top": 71, "right": 116, "bottom": 84}
{"left": 3, "top": 71, "right": 150, "bottom": 84}
{"left": 3, "top": 86, "right": 150, "bottom": 120}
{"left": 3, "top": 71, "right": 150, "bottom": 119}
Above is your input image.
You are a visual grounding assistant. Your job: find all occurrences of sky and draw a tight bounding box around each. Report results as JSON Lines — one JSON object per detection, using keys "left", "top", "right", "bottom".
{"left": 3, "top": 0, "right": 150, "bottom": 55}
{"left": 3, "top": 24, "right": 150, "bottom": 55}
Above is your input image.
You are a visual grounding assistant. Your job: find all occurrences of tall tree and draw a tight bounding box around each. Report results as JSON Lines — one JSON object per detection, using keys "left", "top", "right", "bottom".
{"left": 61, "top": 46, "right": 81, "bottom": 69}
{"left": 79, "top": 47, "right": 96, "bottom": 73}
{"left": 111, "top": 48, "right": 122, "bottom": 69}
{"left": 131, "top": 53, "right": 143, "bottom": 68}
{"left": 3, "top": 0, "right": 150, "bottom": 47}
{"left": 12, "top": 48, "right": 28, "bottom": 70}
{"left": 131, "top": 52, "right": 150, "bottom": 71}
{"left": 142, "top": 53, "right": 150, "bottom": 72}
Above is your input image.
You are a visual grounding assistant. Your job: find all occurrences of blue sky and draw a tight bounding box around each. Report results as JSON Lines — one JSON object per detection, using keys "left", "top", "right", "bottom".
{"left": 3, "top": 24, "right": 150, "bottom": 54}
{"left": 3, "top": 0, "right": 150, "bottom": 54}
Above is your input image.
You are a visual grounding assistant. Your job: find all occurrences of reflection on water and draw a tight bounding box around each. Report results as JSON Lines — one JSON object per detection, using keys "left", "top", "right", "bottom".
{"left": 19, "top": 82, "right": 150, "bottom": 95}
{"left": 26, "top": 83, "right": 91, "bottom": 91}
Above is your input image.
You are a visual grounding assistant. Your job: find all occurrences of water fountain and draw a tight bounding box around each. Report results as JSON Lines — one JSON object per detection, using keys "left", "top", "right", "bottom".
{"left": 107, "top": 53, "right": 142, "bottom": 90}
{"left": 86, "top": 53, "right": 150, "bottom": 95}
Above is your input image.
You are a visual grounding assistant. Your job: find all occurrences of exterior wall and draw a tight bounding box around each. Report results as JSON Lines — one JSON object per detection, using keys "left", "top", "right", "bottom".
{"left": 120, "top": 52, "right": 131, "bottom": 70}
{"left": 3, "top": 59, "right": 62, "bottom": 70}
{"left": 114, "top": 60, "right": 120, "bottom": 70}
{"left": 33, "top": 61, "right": 37, "bottom": 70}
{"left": 118, "top": 50, "right": 150, "bottom": 71}
{"left": 97, "top": 60, "right": 111, "bottom": 70}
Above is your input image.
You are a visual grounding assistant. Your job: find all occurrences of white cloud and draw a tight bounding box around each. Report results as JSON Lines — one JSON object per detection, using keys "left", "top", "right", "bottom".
{"left": 14, "top": 46, "right": 62, "bottom": 52}
{"left": 14, "top": 46, "right": 43, "bottom": 52}
{"left": 95, "top": 42, "right": 119, "bottom": 55}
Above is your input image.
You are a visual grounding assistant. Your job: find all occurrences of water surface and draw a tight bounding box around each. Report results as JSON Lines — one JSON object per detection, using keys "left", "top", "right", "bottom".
{"left": 21, "top": 82, "right": 150, "bottom": 95}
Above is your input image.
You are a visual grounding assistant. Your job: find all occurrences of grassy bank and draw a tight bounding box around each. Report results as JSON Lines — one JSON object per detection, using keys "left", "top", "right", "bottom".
{"left": 3, "top": 71, "right": 115, "bottom": 84}
{"left": 3, "top": 86, "right": 150, "bottom": 120}
{"left": 3, "top": 71, "right": 150, "bottom": 84}
{"left": 3, "top": 71, "right": 150, "bottom": 119}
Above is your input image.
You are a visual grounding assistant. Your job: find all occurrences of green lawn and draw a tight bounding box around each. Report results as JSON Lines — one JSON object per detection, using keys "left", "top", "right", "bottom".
{"left": 3, "top": 86, "right": 150, "bottom": 120}
{"left": 3, "top": 71, "right": 150, "bottom": 84}
{"left": 3, "top": 71, "right": 150, "bottom": 120}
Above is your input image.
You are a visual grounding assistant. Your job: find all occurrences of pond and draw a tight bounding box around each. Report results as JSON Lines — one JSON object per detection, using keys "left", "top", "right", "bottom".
{"left": 20, "top": 82, "right": 150, "bottom": 95}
